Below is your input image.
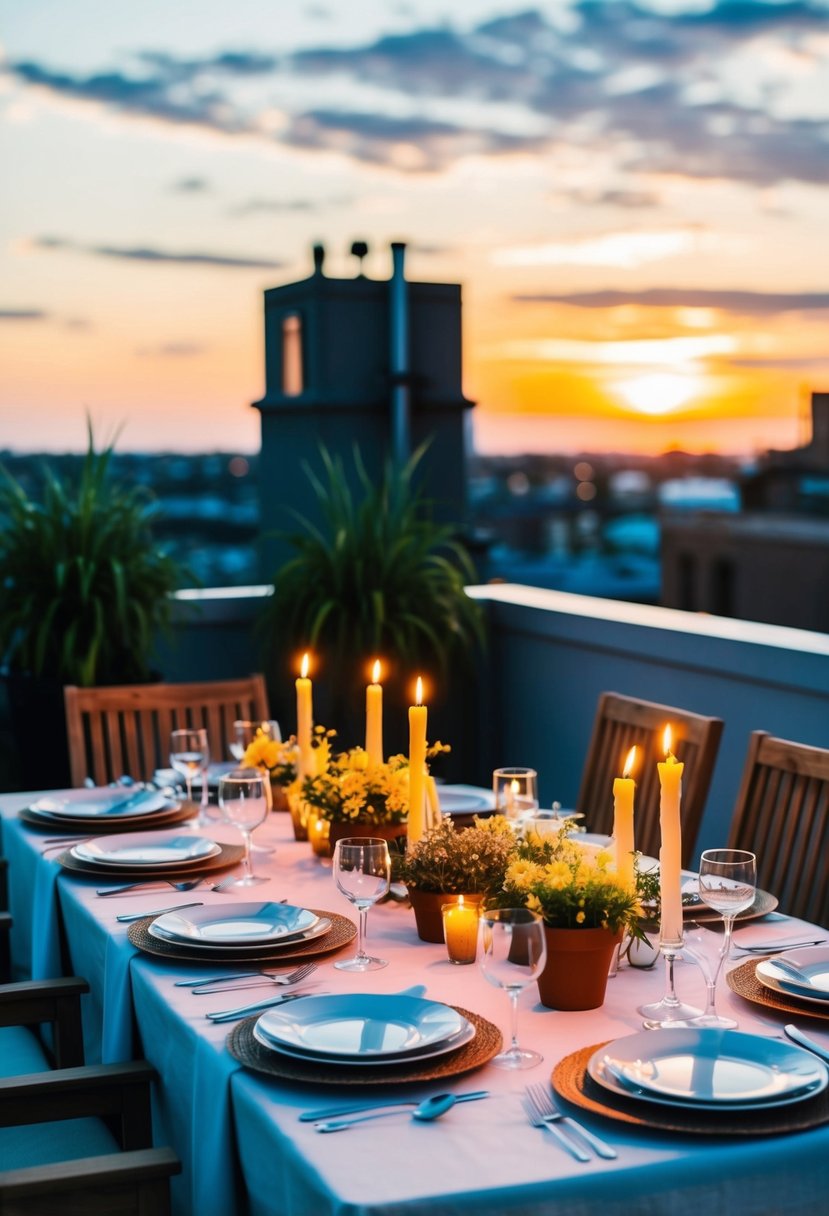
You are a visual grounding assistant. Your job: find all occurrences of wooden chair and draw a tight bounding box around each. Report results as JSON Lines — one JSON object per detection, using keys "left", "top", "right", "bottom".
{"left": 575, "top": 691, "right": 724, "bottom": 868}
{"left": 64, "top": 674, "right": 270, "bottom": 787}
{"left": 726, "top": 732, "right": 829, "bottom": 925}
{"left": 0, "top": 973, "right": 180, "bottom": 1213}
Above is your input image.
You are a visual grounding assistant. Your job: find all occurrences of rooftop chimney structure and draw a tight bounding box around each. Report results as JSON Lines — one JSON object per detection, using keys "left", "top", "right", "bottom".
{"left": 252, "top": 242, "right": 474, "bottom": 576}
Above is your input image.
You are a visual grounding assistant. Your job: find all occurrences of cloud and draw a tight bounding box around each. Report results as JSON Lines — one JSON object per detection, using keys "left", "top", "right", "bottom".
{"left": 136, "top": 342, "right": 207, "bottom": 358}
{"left": 512, "top": 287, "right": 829, "bottom": 313}
{"left": 0, "top": 308, "right": 48, "bottom": 321}
{"left": 33, "top": 235, "right": 285, "bottom": 270}
{"left": 229, "top": 196, "right": 317, "bottom": 216}
{"left": 170, "top": 176, "right": 211, "bottom": 193}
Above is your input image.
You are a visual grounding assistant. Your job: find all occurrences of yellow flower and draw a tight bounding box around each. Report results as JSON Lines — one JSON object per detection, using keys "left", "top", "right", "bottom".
{"left": 576, "top": 911, "right": 586, "bottom": 924}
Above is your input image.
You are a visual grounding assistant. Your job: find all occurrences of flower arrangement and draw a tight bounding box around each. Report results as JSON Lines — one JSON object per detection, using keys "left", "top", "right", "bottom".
{"left": 241, "top": 733, "right": 298, "bottom": 789}
{"left": 494, "top": 822, "right": 640, "bottom": 934}
{"left": 392, "top": 815, "right": 516, "bottom": 896}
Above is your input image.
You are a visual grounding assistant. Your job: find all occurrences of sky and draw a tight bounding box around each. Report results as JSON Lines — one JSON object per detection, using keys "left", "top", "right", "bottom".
{"left": 1, "top": 0, "right": 828, "bottom": 458}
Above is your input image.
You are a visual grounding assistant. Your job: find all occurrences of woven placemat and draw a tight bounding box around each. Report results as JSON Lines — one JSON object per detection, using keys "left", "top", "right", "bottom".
{"left": 56, "top": 839, "right": 244, "bottom": 880}
{"left": 727, "top": 958, "right": 829, "bottom": 1023}
{"left": 686, "top": 888, "right": 778, "bottom": 925}
{"left": 127, "top": 909, "right": 356, "bottom": 963}
{"left": 226, "top": 1005, "right": 501, "bottom": 1086}
{"left": 552, "top": 1041, "right": 829, "bottom": 1136}
{"left": 20, "top": 802, "right": 194, "bottom": 834}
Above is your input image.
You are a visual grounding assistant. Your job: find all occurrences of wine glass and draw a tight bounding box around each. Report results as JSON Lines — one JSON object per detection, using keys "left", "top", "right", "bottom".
{"left": 217, "top": 769, "right": 271, "bottom": 887}
{"left": 687, "top": 848, "right": 756, "bottom": 1028}
{"left": 478, "top": 908, "right": 547, "bottom": 1069}
{"left": 170, "top": 728, "right": 209, "bottom": 807}
{"left": 229, "top": 719, "right": 282, "bottom": 761}
{"left": 332, "top": 838, "right": 391, "bottom": 972}
{"left": 492, "top": 768, "right": 539, "bottom": 824}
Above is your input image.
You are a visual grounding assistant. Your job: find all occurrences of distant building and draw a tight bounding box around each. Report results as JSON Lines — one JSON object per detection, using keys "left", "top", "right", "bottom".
{"left": 661, "top": 391, "right": 829, "bottom": 631}
{"left": 252, "top": 242, "right": 473, "bottom": 576}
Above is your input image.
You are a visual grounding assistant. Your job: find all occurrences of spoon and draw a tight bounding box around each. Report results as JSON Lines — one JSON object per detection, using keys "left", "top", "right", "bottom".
{"left": 771, "top": 958, "right": 819, "bottom": 987}
{"left": 314, "top": 1091, "right": 481, "bottom": 1133}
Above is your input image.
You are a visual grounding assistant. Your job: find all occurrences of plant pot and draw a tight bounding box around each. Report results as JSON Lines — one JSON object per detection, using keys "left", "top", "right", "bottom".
{"left": 537, "top": 925, "right": 623, "bottom": 1011}
{"left": 407, "top": 888, "right": 486, "bottom": 943}
{"left": 327, "top": 821, "right": 408, "bottom": 857}
{"left": 287, "top": 792, "right": 309, "bottom": 841}
{"left": 623, "top": 921, "right": 661, "bottom": 969}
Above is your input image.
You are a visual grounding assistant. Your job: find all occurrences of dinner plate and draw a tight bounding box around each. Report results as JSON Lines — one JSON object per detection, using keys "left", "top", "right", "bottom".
{"left": 28, "top": 788, "right": 174, "bottom": 819}
{"left": 252, "top": 1016, "right": 476, "bottom": 1067}
{"left": 756, "top": 947, "right": 829, "bottom": 1006}
{"left": 73, "top": 831, "right": 221, "bottom": 868}
{"left": 255, "top": 993, "right": 466, "bottom": 1059}
{"left": 150, "top": 903, "right": 319, "bottom": 946}
{"left": 148, "top": 915, "right": 332, "bottom": 952}
{"left": 438, "top": 791, "right": 493, "bottom": 815}
{"left": 589, "top": 1028, "right": 828, "bottom": 1111}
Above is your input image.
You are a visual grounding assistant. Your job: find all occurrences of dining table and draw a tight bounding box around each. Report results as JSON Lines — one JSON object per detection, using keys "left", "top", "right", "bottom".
{"left": 3, "top": 786, "right": 829, "bottom": 1216}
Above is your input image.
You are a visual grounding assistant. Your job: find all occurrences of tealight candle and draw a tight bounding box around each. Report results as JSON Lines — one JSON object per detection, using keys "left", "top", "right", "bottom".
{"left": 442, "top": 897, "right": 479, "bottom": 964}
{"left": 365, "top": 659, "right": 383, "bottom": 766}
{"left": 657, "top": 725, "right": 684, "bottom": 944}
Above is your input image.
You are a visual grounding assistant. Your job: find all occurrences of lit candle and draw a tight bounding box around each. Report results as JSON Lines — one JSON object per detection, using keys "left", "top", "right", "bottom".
{"left": 365, "top": 659, "right": 383, "bottom": 766}
{"left": 407, "top": 677, "right": 428, "bottom": 846}
{"left": 657, "top": 725, "right": 684, "bottom": 943}
{"left": 442, "top": 896, "right": 479, "bottom": 964}
{"left": 426, "top": 774, "right": 441, "bottom": 829}
{"left": 296, "top": 652, "right": 314, "bottom": 781}
{"left": 612, "top": 745, "right": 637, "bottom": 890}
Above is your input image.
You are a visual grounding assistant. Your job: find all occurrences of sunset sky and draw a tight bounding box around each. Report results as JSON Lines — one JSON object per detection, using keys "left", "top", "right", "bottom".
{"left": 1, "top": 0, "right": 827, "bottom": 457}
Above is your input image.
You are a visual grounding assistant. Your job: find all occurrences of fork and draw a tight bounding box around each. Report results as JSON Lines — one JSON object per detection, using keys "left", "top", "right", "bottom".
{"left": 521, "top": 1093, "right": 589, "bottom": 1162}
{"left": 525, "top": 1084, "right": 617, "bottom": 1159}
{"left": 187, "top": 962, "right": 317, "bottom": 993}
{"left": 97, "top": 877, "right": 206, "bottom": 896}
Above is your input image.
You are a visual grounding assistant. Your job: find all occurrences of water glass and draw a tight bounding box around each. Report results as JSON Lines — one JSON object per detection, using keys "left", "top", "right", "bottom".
{"left": 170, "top": 727, "right": 209, "bottom": 806}
{"left": 478, "top": 908, "right": 547, "bottom": 1069}
{"left": 229, "top": 719, "right": 282, "bottom": 761}
{"left": 217, "top": 769, "right": 271, "bottom": 887}
{"left": 332, "top": 838, "right": 391, "bottom": 971}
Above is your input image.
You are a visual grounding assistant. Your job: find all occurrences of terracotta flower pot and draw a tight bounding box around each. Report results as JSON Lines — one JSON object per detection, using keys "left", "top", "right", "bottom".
{"left": 327, "top": 821, "right": 408, "bottom": 857}
{"left": 537, "top": 925, "right": 623, "bottom": 1011}
{"left": 287, "top": 792, "right": 309, "bottom": 841}
{"left": 407, "top": 889, "right": 485, "bottom": 943}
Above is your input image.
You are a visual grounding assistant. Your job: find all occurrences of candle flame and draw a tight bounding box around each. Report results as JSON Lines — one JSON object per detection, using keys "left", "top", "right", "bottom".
{"left": 372, "top": 659, "right": 381, "bottom": 684}
{"left": 623, "top": 746, "right": 637, "bottom": 779}
{"left": 415, "top": 676, "right": 423, "bottom": 707}
{"left": 457, "top": 895, "right": 465, "bottom": 908}
{"left": 510, "top": 779, "right": 520, "bottom": 796}
{"left": 300, "top": 653, "right": 309, "bottom": 679}
{"left": 663, "top": 725, "right": 673, "bottom": 757}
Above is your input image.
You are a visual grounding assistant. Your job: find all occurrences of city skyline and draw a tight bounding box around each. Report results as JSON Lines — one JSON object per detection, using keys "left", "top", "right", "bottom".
{"left": 1, "top": 0, "right": 828, "bottom": 457}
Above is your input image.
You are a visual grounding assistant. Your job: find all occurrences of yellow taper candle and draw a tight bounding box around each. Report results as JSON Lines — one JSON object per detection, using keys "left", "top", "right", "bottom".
{"left": 612, "top": 745, "right": 637, "bottom": 890}
{"left": 407, "top": 676, "right": 427, "bottom": 846}
{"left": 365, "top": 659, "right": 383, "bottom": 766}
{"left": 657, "top": 725, "right": 684, "bottom": 943}
{"left": 296, "top": 652, "right": 314, "bottom": 781}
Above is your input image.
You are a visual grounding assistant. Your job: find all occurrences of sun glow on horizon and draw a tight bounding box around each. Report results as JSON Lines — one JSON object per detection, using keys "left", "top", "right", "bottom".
{"left": 612, "top": 371, "right": 703, "bottom": 416}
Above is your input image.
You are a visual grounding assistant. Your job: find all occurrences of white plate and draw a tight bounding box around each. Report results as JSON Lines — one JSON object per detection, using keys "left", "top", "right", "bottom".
{"left": 756, "top": 947, "right": 829, "bottom": 1005}
{"left": 154, "top": 762, "right": 236, "bottom": 789}
{"left": 29, "top": 788, "right": 173, "bottom": 819}
{"left": 150, "top": 903, "right": 318, "bottom": 946}
{"left": 438, "top": 791, "right": 493, "bottom": 815}
{"left": 147, "top": 916, "right": 332, "bottom": 952}
{"left": 256, "top": 993, "right": 466, "bottom": 1059}
{"left": 252, "top": 1016, "right": 475, "bottom": 1067}
{"left": 589, "top": 1028, "right": 828, "bottom": 1111}
{"left": 73, "top": 831, "right": 220, "bottom": 868}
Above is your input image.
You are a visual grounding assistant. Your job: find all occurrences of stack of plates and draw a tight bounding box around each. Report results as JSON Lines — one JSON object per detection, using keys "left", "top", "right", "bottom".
{"left": 252, "top": 993, "right": 476, "bottom": 1068}
{"left": 21, "top": 787, "right": 187, "bottom": 832}
{"left": 148, "top": 903, "right": 331, "bottom": 954}
{"left": 589, "top": 1028, "right": 828, "bottom": 1112}
{"left": 72, "top": 831, "right": 221, "bottom": 869}
{"left": 756, "top": 947, "right": 829, "bottom": 1009}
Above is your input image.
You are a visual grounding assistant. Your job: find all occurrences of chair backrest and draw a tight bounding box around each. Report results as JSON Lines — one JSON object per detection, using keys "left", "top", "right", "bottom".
{"left": 726, "top": 731, "right": 829, "bottom": 925}
{"left": 575, "top": 691, "right": 724, "bottom": 868}
{"left": 64, "top": 675, "right": 270, "bottom": 787}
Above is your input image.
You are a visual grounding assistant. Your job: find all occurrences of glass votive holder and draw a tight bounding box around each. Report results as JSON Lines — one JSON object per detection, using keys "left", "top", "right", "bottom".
{"left": 307, "top": 815, "right": 331, "bottom": 858}
{"left": 442, "top": 897, "right": 480, "bottom": 965}
{"left": 492, "top": 767, "right": 539, "bottom": 823}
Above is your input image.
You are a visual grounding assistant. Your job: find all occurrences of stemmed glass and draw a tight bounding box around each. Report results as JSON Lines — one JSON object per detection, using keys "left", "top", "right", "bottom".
{"left": 332, "top": 838, "right": 391, "bottom": 972}
{"left": 217, "top": 769, "right": 271, "bottom": 887}
{"left": 478, "top": 908, "right": 547, "bottom": 1069}
{"left": 170, "top": 728, "right": 209, "bottom": 809}
{"left": 229, "top": 719, "right": 282, "bottom": 761}
{"left": 684, "top": 848, "right": 756, "bottom": 1028}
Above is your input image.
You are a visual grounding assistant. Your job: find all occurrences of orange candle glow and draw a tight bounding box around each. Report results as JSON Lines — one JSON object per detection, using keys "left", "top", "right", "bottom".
{"left": 407, "top": 677, "right": 428, "bottom": 846}
{"left": 365, "top": 659, "right": 383, "bottom": 766}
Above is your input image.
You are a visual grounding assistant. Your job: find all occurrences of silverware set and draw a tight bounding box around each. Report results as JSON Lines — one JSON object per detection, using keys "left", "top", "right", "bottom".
{"left": 205, "top": 990, "right": 318, "bottom": 1022}
{"left": 522, "top": 1084, "right": 617, "bottom": 1162}
{"left": 179, "top": 961, "right": 318, "bottom": 994}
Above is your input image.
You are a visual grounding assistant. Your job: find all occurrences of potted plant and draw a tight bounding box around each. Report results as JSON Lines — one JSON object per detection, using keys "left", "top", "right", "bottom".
{"left": 0, "top": 424, "right": 186, "bottom": 788}
{"left": 392, "top": 815, "right": 516, "bottom": 942}
{"left": 239, "top": 729, "right": 299, "bottom": 815}
{"left": 261, "top": 445, "right": 485, "bottom": 764}
{"left": 494, "top": 823, "right": 640, "bottom": 1009}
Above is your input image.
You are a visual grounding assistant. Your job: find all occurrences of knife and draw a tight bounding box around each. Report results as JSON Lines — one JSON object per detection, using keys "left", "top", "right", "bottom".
{"left": 783, "top": 1024, "right": 829, "bottom": 1065}
{"left": 205, "top": 991, "right": 315, "bottom": 1022}
{"left": 298, "top": 1090, "right": 490, "bottom": 1122}
{"left": 116, "top": 901, "right": 204, "bottom": 924}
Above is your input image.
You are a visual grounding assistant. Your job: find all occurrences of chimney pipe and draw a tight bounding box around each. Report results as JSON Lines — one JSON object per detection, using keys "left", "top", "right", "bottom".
{"left": 389, "top": 241, "right": 410, "bottom": 469}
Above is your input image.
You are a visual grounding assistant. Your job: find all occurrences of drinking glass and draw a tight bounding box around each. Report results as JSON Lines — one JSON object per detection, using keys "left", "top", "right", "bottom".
{"left": 170, "top": 728, "right": 209, "bottom": 806}
{"left": 687, "top": 848, "right": 756, "bottom": 1028}
{"left": 229, "top": 719, "right": 282, "bottom": 761}
{"left": 478, "top": 908, "right": 547, "bottom": 1069}
{"left": 492, "top": 768, "right": 539, "bottom": 824}
{"left": 217, "top": 769, "right": 271, "bottom": 887}
{"left": 332, "top": 838, "right": 391, "bottom": 972}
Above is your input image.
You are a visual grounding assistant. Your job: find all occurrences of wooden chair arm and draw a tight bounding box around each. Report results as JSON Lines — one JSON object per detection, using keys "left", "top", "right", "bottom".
{"left": 0, "top": 1060, "right": 157, "bottom": 1150}
{"left": 0, "top": 977, "right": 89, "bottom": 1068}
{"left": 0, "top": 1146, "right": 180, "bottom": 1212}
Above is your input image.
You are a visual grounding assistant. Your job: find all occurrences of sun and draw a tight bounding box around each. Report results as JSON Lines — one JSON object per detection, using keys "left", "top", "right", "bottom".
{"left": 613, "top": 372, "right": 700, "bottom": 416}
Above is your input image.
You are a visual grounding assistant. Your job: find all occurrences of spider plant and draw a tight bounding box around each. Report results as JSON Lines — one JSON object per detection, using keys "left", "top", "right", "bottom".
{"left": 0, "top": 423, "right": 185, "bottom": 686}
{"left": 264, "top": 445, "right": 484, "bottom": 697}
